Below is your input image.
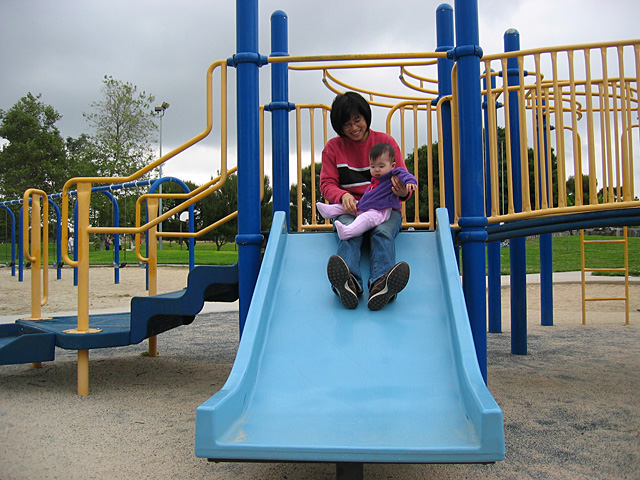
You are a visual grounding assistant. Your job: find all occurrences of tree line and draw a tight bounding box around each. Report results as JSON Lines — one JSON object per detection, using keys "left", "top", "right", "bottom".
{"left": 2, "top": 81, "right": 616, "bottom": 250}
{"left": 0, "top": 77, "right": 272, "bottom": 251}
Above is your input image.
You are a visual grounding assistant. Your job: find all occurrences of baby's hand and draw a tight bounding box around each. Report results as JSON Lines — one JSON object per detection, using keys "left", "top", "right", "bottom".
{"left": 405, "top": 183, "right": 417, "bottom": 194}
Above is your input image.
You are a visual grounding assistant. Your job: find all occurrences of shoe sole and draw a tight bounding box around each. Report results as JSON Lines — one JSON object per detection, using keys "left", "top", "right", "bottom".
{"left": 367, "top": 262, "right": 410, "bottom": 311}
{"left": 327, "top": 255, "right": 359, "bottom": 309}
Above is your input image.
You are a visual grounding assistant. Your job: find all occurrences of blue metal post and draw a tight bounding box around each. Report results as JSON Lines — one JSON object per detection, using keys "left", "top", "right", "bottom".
{"left": 146, "top": 177, "right": 195, "bottom": 271}
{"left": 504, "top": 29, "right": 527, "bottom": 355}
{"left": 270, "top": 10, "right": 291, "bottom": 231}
{"left": 1, "top": 205, "right": 17, "bottom": 277}
{"left": 453, "top": 0, "right": 488, "bottom": 382}
{"left": 483, "top": 70, "right": 502, "bottom": 333}
{"left": 435, "top": 4, "right": 455, "bottom": 225}
{"left": 112, "top": 193, "right": 121, "bottom": 281}
{"left": 49, "top": 199, "right": 62, "bottom": 280}
{"left": 101, "top": 191, "right": 120, "bottom": 284}
{"left": 539, "top": 107, "right": 553, "bottom": 326}
{"left": 73, "top": 202, "right": 78, "bottom": 286}
{"left": 18, "top": 207, "right": 24, "bottom": 282}
{"left": 540, "top": 234, "right": 553, "bottom": 326}
{"left": 235, "top": 0, "right": 264, "bottom": 335}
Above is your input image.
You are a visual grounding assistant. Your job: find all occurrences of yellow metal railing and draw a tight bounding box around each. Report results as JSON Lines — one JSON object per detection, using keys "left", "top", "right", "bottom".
{"left": 481, "top": 40, "right": 640, "bottom": 225}
{"left": 283, "top": 42, "right": 640, "bottom": 233}
{"left": 49, "top": 59, "right": 231, "bottom": 395}
{"left": 277, "top": 52, "right": 446, "bottom": 232}
{"left": 21, "top": 189, "right": 50, "bottom": 321}
{"left": 293, "top": 104, "right": 332, "bottom": 231}
{"left": 386, "top": 100, "right": 440, "bottom": 229}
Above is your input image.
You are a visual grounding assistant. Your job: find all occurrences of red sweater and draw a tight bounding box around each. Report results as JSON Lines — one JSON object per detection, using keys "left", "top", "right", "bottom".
{"left": 320, "top": 130, "right": 406, "bottom": 204}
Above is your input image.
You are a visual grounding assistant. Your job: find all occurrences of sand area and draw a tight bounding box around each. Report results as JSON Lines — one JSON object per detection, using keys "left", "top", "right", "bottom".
{"left": 0, "top": 265, "right": 638, "bottom": 479}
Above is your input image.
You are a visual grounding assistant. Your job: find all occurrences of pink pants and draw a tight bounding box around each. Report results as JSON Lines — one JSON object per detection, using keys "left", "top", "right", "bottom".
{"left": 316, "top": 202, "right": 392, "bottom": 240}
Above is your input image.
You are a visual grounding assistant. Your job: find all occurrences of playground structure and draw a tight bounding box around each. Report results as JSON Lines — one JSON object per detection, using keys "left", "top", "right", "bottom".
{"left": 1, "top": 0, "right": 639, "bottom": 474}
{"left": 0, "top": 177, "right": 196, "bottom": 284}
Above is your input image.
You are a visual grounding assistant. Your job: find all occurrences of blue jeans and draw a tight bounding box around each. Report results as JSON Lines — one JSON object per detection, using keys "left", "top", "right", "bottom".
{"left": 335, "top": 209, "right": 402, "bottom": 293}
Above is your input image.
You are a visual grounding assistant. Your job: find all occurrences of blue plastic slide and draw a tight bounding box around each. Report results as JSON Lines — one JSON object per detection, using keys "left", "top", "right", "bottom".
{"left": 195, "top": 209, "right": 504, "bottom": 464}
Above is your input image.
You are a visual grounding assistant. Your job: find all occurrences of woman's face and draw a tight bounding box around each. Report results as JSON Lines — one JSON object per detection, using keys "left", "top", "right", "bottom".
{"left": 342, "top": 114, "right": 369, "bottom": 142}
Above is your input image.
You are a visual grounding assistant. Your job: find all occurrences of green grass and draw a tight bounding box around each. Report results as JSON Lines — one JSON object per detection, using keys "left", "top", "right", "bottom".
{"left": 0, "top": 241, "right": 239, "bottom": 266}
{"left": 2, "top": 234, "right": 637, "bottom": 275}
{"left": 497, "top": 234, "right": 640, "bottom": 276}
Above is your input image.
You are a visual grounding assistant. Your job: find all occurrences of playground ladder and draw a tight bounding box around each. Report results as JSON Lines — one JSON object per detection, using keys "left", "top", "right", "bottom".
{"left": 580, "top": 228, "right": 629, "bottom": 325}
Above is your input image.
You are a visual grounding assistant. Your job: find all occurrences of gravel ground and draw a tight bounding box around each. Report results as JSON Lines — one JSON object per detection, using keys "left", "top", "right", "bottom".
{"left": 0, "top": 268, "right": 638, "bottom": 479}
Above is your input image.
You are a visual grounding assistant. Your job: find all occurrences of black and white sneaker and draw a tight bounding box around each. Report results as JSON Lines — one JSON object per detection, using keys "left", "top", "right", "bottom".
{"left": 327, "top": 255, "right": 359, "bottom": 309}
{"left": 367, "top": 261, "right": 410, "bottom": 311}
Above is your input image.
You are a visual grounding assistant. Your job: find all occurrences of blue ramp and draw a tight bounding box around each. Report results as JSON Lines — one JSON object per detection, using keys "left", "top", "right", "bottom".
{"left": 195, "top": 209, "right": 504, "bottom": 464}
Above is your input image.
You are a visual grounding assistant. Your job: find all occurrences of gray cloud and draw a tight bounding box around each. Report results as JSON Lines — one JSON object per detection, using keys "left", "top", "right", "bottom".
{"left": 2, "top": 0, "right": 638, "bottom": 184}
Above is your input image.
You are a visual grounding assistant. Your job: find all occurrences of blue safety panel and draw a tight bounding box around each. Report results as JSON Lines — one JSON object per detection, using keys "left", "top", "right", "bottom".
{"left": 129, "top": 264, "right": 238, "bottom": 344}
{"left": 0, "top": 324, "right": 56, "bottom": 365}
{"left": 16, "top": 313, "right": 131, "bottom": 350}
{"left": 1, "top": 264, "right": 239, "bottom": 363}
{"left": 195, "top": 210, "right": 505, "bottom": 464}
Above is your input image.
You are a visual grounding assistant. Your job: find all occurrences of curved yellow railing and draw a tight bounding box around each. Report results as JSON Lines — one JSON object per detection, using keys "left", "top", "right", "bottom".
{"left": 281, "top": 52, "right": 445, "bottom": 110}
{"left": 283, "top": 41, "right": 639, "bottom": 233}
{"left": 133, "top": 167, "right": 240, "bottom": 267}
{"left": 60, "top": 59, "right": 229, "bottom": 268}
{"left": 282, "top": 53, "right": 444, "bottom": 232}
{"left": 48, "top": 59, "right": 229, "bottom": 395}
{"left": 480, "top": 39, "right": 640, "bottom": 225}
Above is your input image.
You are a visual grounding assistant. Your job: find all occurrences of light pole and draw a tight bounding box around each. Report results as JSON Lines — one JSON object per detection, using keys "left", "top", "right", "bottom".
{"left": 154, "top": 101, "right": 169, "bottom": 250}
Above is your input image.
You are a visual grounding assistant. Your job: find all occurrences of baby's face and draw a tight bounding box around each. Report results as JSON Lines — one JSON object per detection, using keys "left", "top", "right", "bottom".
{"left": 369, "top": 152, "right": 394, "bottom": 177}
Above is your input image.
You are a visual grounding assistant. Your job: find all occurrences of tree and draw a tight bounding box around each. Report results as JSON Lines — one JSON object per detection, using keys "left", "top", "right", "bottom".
{"left": 65, "top": 134, "right": 99, "bottom": 178}
{"left": 259, "top": 175, "right": 274, "bottom": 233}
{"left": 566, "top": 174, "right": 593, "bottom": 206}
{"left": 84, "top": 75, "right": 157, "bottom": 178}
{"left": 199, "top": 173, "right": 273, "bottom": 250}
{"left": 158, "top": 180, "right": 199, "bottom": 247}
{"left": 289, "top": 162, "right": 322, "bottom": 231}
{"left": 404, "top": 142, "right": 440, "bottom": 222}
{"left": 0, "top": 93, "right": 70, "bottom": 199}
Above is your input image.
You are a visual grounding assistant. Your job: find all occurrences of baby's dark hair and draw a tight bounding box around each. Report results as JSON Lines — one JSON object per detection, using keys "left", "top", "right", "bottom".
{"left": 369, "top": 143, "right": 395, "bottom": 162}
{"left": 330, "top": 92, "right": 372, "bottom": 137}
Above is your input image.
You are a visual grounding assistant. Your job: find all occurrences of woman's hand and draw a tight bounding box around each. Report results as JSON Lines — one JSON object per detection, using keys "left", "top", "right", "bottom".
{"left": 341, "top": 192, "right": 358, "bottom": 214}
{"left": 391, "top": 175, "right": 414, "bottom": 199}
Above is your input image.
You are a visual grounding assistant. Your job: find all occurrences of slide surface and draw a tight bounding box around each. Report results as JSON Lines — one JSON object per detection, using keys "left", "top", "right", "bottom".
{"left": 195, "top": 209, "right": 504, "bottom": 463}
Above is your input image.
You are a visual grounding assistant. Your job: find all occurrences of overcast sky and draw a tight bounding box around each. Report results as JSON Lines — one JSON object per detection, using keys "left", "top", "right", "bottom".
{"left": 1, "top": 0, "right": 639, "bottom": 186}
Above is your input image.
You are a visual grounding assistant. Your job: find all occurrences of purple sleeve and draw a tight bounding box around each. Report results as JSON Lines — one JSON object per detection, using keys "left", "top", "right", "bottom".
{"left": 393, "top": 168, "right": 417, "bottom": 186}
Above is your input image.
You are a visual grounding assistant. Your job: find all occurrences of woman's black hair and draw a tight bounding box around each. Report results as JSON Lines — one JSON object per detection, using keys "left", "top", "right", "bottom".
{"left": 330, "top": 91, "right": 372, "bottom": 137}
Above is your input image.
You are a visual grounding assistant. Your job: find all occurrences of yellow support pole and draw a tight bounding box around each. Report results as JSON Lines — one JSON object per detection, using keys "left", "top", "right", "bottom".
{"left": 76, "top": 183, "right": 91, "bottom": 332}
{"left": 20, "top": 190, "right": 52, "bottom": 366}
{"left": 61, "top": 182, "right": 101, "bottom": 395}
{"left": 77, "top": 182, "right": 91, "bottom": 396}
{"left": 146, "top": 198, "right": 159, "bottom": 357}
{"left": 77, "top": 350, "right": 89, "bottom": 396}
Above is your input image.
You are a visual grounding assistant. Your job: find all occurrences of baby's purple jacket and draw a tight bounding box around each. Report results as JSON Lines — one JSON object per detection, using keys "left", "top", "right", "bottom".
{"left": 356, "top": 167, "right": 418, "bottom": 212}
